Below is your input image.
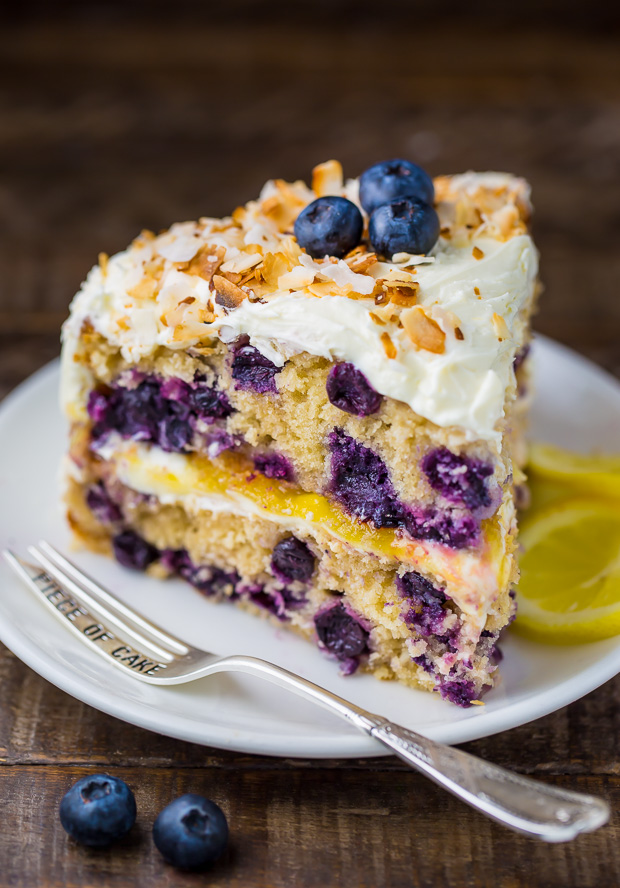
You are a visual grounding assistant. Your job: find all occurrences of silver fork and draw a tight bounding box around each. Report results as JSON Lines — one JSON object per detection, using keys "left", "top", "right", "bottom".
{"left": 2, "top": 541, "right": 610, "bottom": 843}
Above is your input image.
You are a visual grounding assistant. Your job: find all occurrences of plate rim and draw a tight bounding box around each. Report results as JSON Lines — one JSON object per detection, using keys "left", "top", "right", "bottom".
{"left": 0, "top": 336, "right": 619, "bottom": 758}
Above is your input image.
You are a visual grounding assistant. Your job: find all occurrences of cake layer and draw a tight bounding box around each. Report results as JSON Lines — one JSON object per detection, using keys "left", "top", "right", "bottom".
{"left": 61, "top": 168, "right": 537, "bottom": 442}
{"left": 64, "top": 335, "right": 519, "bottom": 551}
{"left": 65, "top": 469, "right": 512, "bottom": 706}
{"left": 69, "top": 430, "right": 515, "bottom": 621}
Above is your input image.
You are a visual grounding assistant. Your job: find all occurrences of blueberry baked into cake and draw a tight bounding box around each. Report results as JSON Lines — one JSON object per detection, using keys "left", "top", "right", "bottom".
{"left": 61, "top": 159, "right": 538, "bottom": 706}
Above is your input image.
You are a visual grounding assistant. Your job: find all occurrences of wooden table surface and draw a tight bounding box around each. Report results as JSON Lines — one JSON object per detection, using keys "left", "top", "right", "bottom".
{"left": 1, "top": 5, "right": 619, "bottom": 886}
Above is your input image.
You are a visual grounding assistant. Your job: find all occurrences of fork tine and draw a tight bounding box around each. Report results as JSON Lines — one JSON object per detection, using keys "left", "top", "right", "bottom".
{"left": 37, "top": 541, "right": 189, "bottom": 655}
{"left": 28, "top": 545, "right": 178, "bottom": 662}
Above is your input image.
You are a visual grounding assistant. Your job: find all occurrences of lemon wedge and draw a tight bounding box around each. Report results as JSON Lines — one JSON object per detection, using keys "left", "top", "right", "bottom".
{"left": 514, "top": 497, "right": 620, "bottom": 644}
{"left": 528, "top": 443, "right": 620, "bottom": 499}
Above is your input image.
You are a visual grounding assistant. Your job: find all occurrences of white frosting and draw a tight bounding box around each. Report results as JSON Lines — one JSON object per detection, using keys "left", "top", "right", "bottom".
{"left": 61, "top": 172, "right": 537, "bottom": 442}
{"left": 216, "top": 236, "right": 536, "bottom": 439}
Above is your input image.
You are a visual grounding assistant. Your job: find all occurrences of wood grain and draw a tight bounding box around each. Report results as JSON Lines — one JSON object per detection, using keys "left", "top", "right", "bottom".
{"left": 0, "top": 5, "right": 619, "bottom": 886}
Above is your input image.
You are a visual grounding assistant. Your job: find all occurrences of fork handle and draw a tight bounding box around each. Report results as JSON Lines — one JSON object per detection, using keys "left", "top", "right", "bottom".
{"left": 217, "top": 655, "right": 609, "bottom": 842}
{"left": 360, "top": 716, "right": 609, "bottom": 842}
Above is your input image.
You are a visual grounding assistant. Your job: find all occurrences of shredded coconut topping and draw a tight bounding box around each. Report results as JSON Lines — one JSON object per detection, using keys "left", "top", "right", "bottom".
{"left": 62, "top": 163, "right": 537, "bottom": 441}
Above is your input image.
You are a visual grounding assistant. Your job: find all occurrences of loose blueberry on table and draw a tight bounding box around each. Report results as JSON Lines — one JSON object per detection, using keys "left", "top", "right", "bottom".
{"left": 358, "top": 158, "right": 435, "bottom": 214}
{"left": 294, "top": 195, "right": 363, "bottom": 259}
{"left": 152, "top": 793, "right": 229, "bottom": 870}
{"left": 59, "top": 774, "right": 137, "bottom": 847}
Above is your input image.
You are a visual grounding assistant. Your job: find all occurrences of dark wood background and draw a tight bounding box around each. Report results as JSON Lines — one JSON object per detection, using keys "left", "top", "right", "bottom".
{"left": 0, "top": 3, "right": 619, "bottom": 885}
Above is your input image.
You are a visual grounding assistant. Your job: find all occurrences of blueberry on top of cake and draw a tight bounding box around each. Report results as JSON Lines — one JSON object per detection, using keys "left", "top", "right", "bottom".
{"left": 60, "top": 158, "right": 538, "bottom": 705}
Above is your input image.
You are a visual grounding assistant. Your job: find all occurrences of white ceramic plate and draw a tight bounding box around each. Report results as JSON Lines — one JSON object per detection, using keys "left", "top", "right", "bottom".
{"left": 0, "top": 335, "right": 619, "bottom": 758}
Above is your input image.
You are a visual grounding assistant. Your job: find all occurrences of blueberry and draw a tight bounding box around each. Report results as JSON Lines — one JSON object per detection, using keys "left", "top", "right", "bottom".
{"left": 359, "top": 159, "right": 434, "bottom": 215}
{"left": 160, "top": 548, "right": 240, "bottom": 597}
{"left": 242, "top": 584, "right": 303, "bottom": 621}
{"left": 421, "top": 447, "right": 494, "bottom": 512}
{"left": 87, "top": 389, "right": 110, "bottom": 424}
{"left": 369, "top": 197, "right": 440, "bottom": 257}
{"left": 59, "top": 774, "right": 136, "bottom": 847}
{"left": 190, "top": 383, "right": 233, "bottom": 422}
{"left": 112, "top": 530, "right": 158, "bottom": 571}
{"left": 253, "top": 452, "right": 294, "bottom": 481}
{"left": 160, "top": 377, "right": 191, "bottom": 402}
{"left": 232, "top": 343, "right": 281, "bottom": 394}
{"left": 294, "top": 196, "right": 363, "bottom": 259}
{"left": 86, "top": 483, "right": 122, "bottom": 525}
{"left": 314, "top": 601, "right": 369, "bottom": 660}
{"left": 405, "top": 505, "right": 479, "bottom": 549}
{"left": 153, "top": 794, "right": 229, "bottom": 871}
{"left": 157, "top": 416, "right": 193, "bottom": 453}
{"left": 119, "top": 379, "right": 166, "bottom": 441}
{"left": 205, "top": 429, "right": 239, "bottom": 457}
{"left": 513, "top": 343, "right": 531, "bottom": 373}
{"left": 328, "top": 428, "right": 404, "bottom": 529}
{"left": 326, "top": 363, "right": 382, "bottom": 417}
{"left": 438, "top": 679, "right": 477, "bottom": 707}
{"left": 397, "top": 571, "right": 448, "bottom": 637}
{"left": 271, "top": 536, "right": 315, "bottom": 583}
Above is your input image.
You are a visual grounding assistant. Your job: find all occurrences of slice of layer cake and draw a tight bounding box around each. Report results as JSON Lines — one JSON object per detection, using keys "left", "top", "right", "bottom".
{"left": 60, "top": 159, "right": 538, "bottom": 706}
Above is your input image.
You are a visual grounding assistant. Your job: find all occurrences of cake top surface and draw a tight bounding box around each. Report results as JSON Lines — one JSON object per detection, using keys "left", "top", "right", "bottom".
{"left": 63, "top": 160, "right": 538, "bottom": 442}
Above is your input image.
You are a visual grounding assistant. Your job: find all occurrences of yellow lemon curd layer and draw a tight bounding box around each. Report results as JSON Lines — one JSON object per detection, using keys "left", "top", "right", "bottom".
{"left": 105, "top": 440, "right": 512, "bottom": 619}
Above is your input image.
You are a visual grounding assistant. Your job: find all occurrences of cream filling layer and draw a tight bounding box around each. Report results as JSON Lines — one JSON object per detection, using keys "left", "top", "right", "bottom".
{"left": 93, "top": 437, "right": 513, "bottom": 623}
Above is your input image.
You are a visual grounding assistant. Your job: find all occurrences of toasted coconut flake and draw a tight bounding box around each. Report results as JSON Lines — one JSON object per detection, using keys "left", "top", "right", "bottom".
{"left": 374, "top": 291, "right": 390, "bottom": 305}
{"left": 434, "top": 307, "right": 465, "bottom": 341}
{"left": 98, "top": 252, "right": 109, "bottom": 275}
{"left": 472, "top": 246, "right": 485, "bottom": 260}
{"left": 307, "top": 281, "right": 337, "bottom": 299}
{"left": 231, "top": 205, "right": 247, "bottom": 225}
{"left": 260, "top": 179, "right": 309, "bottom": 232}
{"left": 345, "top": 250, "right": 378, "bottom": 274}
{"left": 474, "top": 286, "right": 481, "bottom": 296}
{"left": 312, "top": 159, "right": 344, "bottom": 197}
{"left": 492, "top": 204, "right": 521, "bottom": 239}
{"left": 127, "top": 276, "right": 160, "bottom": 301}
{"left": 389, "top": 286, "right": 419, "bottom": 307}
{"left": 370, "top": 300, "right": 398, "bottom": 323}
{"left": 402, "top": 306, "right": 446, "bottom": 354}
{"left": 220, "top": 252, "right": 262, "bottom": 275}
{"left": 380, "top": 331, "right": 397, "bottom": 359}
{"left": 157, "top": 231, "right": 202, "bottom": 263}
{"left": 369, "top": 311, "right": 386, "bottom": 326}
{"left": 258, "top": 252, "right": 294, "bottom": 289}
{"left": 278, "top": 235, "right": 303, "bottom": 266}
{"left": 385, "top": 268, "right": 418, "bottom": 284}
{"left": 213, "top": 274, "right": 247, "bottom": 310}
{"left": 492, "top": 312, "right": 510, "bottom": 341}
{"left": 186, "top": 245, "right": 226, "bottom": 281}
{"left": 391, "top": 252, "right": 436, "bottom": 266}
{"left": 278, "top": 265, "right": 317, "bottom": 290}
{"left": 132, "top": 229, "right": 155, "bottom": 250}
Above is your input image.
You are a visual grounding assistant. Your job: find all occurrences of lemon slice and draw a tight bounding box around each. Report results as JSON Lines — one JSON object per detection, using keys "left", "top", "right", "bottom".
{"left": 528, "top": 443, "right": 620, "bottom": 499}
{"left": 514, "top": 497, "right": 620, "bottom": 644}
